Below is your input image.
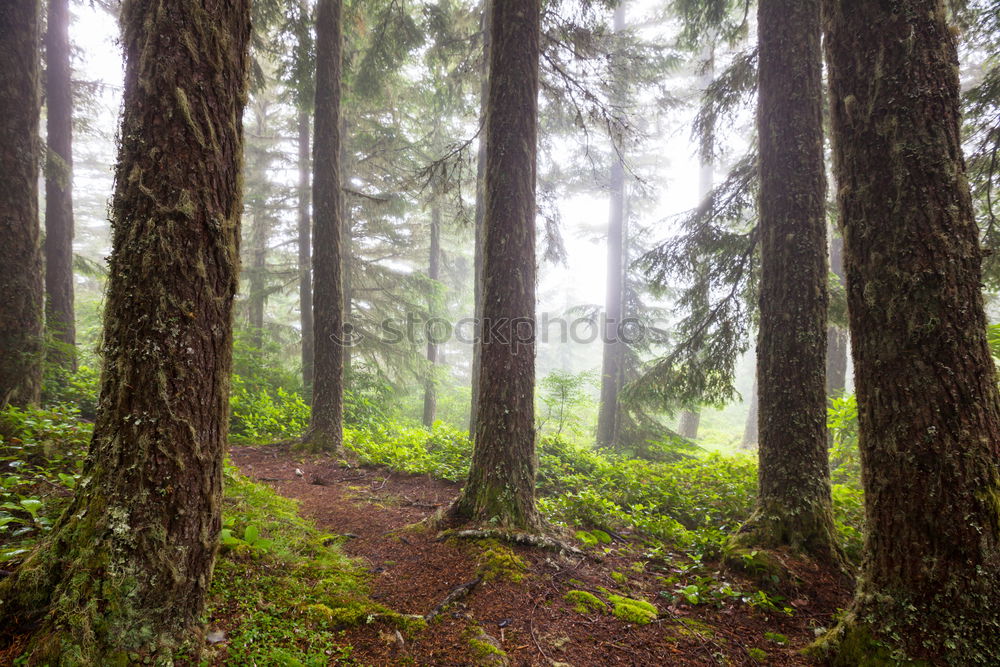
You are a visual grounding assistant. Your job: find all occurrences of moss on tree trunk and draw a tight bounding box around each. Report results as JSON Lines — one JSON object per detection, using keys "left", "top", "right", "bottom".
{"left": 0, "top": 0, "right": 251, "bottom": 662}
{"left": 817, "top": 0, "right": 1000, "bottom": 662}
{"left": 302, "top": 0, "right": 345, "bottom": 452}
{"left": 733, "top": 0, "right": 842, "bottom": 565}
{"left": 0, "top": 0, "right": 44, "bottom": 409}
{"left": 451, "top": 0, "right": 542, "bottom": 532}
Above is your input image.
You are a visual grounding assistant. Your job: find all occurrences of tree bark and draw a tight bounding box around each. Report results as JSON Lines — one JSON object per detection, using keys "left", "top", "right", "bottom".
{"left": 0, "top": 0, "right": 250, "bottom": 660}
{"left": 469, "top": 0, "right": 491, "bottom": 439}
{"left": 423, "top": 202, "right": 441, "bottom": 427}
{"left": 44, "top": 0, "right": 76, "bottom": 371}
{"left": 740, "top": 376, "right": 758, "bottom": 450}
{"left": 596, "top": 2, "right": 626, "bottom": 449}
{"left": 341, "top": 115, "right": 353, "bottom": 383}
{"left": 298, "top": 107, "right": 314, "bottom": 392}
{"left": 733, "top": 0, "right": 841, "bottom": 564}
{"left": 0, "top": 0, "right": 43, "bottom": 409}
{"left": 303, "top": 0, "right": 344, "bottom": 451}
{"left": 452, "top": 0, "right": 541, "bottom": 531}
{"left": 825, "top": 233, "right": 848, "bottom": 398}
{"left": 818, "top": 0, "right": 1000, "bottom": 662}
{"left": 245, "top": 103, "right": 270, "bottom": 353}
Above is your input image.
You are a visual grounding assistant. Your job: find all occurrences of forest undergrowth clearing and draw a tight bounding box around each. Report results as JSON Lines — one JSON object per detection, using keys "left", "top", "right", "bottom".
{"left": 221, "top": 445, "right": 850, "bottom": 666}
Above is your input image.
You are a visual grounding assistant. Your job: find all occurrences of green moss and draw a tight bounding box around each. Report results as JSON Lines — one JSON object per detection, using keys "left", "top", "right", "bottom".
{"left": 475, "top": 540, "right": 527, "bottom": 583}
{"left": 575, "top": 530, "right": 599, "bottom": 547}
{"left": 607, "top": 594, "right": 657, "bottom": 625}
{"left": 207, "top": 462, "right": 419, "bottom": 664}
{"left": 610, "top": 570, "right": 628, "bottom": 585}
{"left": 563, "top": 590, "right": 606, "bottom": 614}
{"left": 673, "top": 617, "right": 716, "bottom": 639}
{"left": 464, "top": 625, "right": 508, "bottom": 665}
{"left": 748, "top": 647, "right": 767, "bottom": 662}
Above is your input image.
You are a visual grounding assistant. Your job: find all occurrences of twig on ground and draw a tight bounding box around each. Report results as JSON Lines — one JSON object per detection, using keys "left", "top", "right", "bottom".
{"left": 424, "top": 576, "right": 482, "bottom": 622}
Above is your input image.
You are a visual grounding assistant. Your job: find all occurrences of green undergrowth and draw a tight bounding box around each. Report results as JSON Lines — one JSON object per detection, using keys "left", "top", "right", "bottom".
{"left": 0, "top": 405, "right": 91, "bottom": 562}
{"left": 210, "top": 464, "right": 423, "bottom": 665}
{"left": 341, "top": 423, "right": 862, "bottom": 560}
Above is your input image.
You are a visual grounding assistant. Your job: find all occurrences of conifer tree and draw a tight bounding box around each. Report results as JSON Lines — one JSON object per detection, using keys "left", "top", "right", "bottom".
{"left": 0, "top": 0, "right": 251, "bottom": 660}
{"left": 0, "top": 0, "right": 43, "bottom": 409}
{"left": 818, "top": 0, "right": 1000, "bottom": 661}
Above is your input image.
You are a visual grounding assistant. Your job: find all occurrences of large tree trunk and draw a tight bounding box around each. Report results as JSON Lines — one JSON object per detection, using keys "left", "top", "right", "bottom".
{"left": 596, "top": 2, "right": 626, "bottom": 449}
{"left": 0, "top": 1, "right": 43, "bottom": 409}
{"left": 303, "top": 0, "right": 344, "bottom": 451}
{"left": 44, "top": 0, "right": 76, "bottom": 371}
{"left": 818, "top": 1, "right": 1000, "bottom": 662}
{"left": 452, "top": 0, "right": 541, "bottom": 531}
{"left": 825, "top": 233, "right": 848, "bottom": 398}
{"left": 298, "top": 107, "right": 314, "bottom": 392}
{"left": 468, "top": 0, "right": 491, "bottom": 439}
{"left": 423, "top": 202, "right": 441, "bottom": 427}
{"left": 0, "top": 0, "right": 250, "bottom": 660}
{"left": 733, "top": 0, "right": 841, "bottom": 564}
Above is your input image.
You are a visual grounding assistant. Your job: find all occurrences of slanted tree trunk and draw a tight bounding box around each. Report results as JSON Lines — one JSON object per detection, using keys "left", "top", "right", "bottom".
{"left": 0, "top": 1, "right": 43, "bottom": 409}
{"left": 817, "top": 1, "right": 1000, "bottom": 662}
{"left": 596, "top": 1, "right": 626, "bottom": 449}
{"left": 303, "top": 0, "right": 344, "bottom": 451}
{"left": 469, "top": 0, "right": 491, "bottom": 439}
{"left": 733, "top": 0, "right": 841, "bottom": 564}
{"left": 298, "top": 107, "right": 314, "bottom": 392}
{"left": 825, "top": 233, "right": 848, "bottom": 398}
{"left": 44, "top": 0, "right": 76, "bottom": 370}
{"left": 0, "top": 0, "right": 250, "bottom": 660}
{"left": 423, "top": 202, "right": 441, "bottom": 427}
{"left": 452, "top": 0, "right": 541, "bottom": 531}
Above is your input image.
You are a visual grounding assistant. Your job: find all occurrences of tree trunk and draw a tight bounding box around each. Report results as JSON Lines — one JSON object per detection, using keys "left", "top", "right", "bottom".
{"left": 740, "top": 376, "right": 758, "bottom": 450}
{"left": 44, "top": 0, "right": 76, "bottom": 371}
{"left": 825, "top": 233, "right": 848, "bottom": 398}
{"left": 246, "top": 106, "right": 269, "bottom": 353}
{"left": 596, "top": 2, "right": 626, "bottom": 449}
{"left": 341, "top": 116, "right": 353, "bottom": 384}
{"left": 818, "top": 1, "right": 1000, "bottom": 662}
{"left": 452, "top": 0, "right": 541, "bottom": 531}
{"left": 733, "top": 0, "right": 841, "bottom": 564}
{"left": 423, "top": 202, "right": 441, "bottom": 427}
{"left": 0, "top": 0, "right": 43, "bottom": 409}
{"left": 679, "top": 41, "right": 716, "bottom": 440}
{"left": 298, "top": 107, "right": 314, "bottom": 392}
{"left": 0, "top": 0, "right": 250, "bottom": 660}
{"left": 303, "top": 0, "right": 344, "bottom": 451}
{"left": 469, "top": 0, "right": 491, "bottom": 439}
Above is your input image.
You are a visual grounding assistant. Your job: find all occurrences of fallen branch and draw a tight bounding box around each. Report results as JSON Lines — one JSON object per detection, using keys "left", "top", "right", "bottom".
{"left": 424, "top": 576, "right": 482, "bottom": 621}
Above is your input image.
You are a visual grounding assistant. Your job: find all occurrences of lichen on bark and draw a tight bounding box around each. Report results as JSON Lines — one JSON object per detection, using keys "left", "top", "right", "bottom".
{"left": 0, "top": 0, "right": 251, "bottom": 662}
{"left": 819, "top": 0, "right": 1000, "bottom": 662}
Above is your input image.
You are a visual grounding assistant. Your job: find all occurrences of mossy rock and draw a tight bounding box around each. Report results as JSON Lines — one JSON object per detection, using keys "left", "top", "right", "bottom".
{"left": 475, "top": 540, "right": 527, "bottom": 583}
{"left": 607, "top": 594, "right": 657, "bottom": 625}
{"left": 564, "top": 590, "right": 606, "bottom": 614}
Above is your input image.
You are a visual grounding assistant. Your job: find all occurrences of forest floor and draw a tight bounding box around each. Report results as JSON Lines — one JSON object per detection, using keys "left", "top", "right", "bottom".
{"left": 219, "top": 445, "right": 851, "bottom": 667}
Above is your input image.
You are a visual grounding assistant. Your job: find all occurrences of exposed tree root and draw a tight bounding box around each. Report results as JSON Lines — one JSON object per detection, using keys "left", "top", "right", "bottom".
{"left": 437, "top": 529, "right": 589, "bottom": 559}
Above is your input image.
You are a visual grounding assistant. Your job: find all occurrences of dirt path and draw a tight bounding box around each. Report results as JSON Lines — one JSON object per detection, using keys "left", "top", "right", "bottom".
{"left": 230, "top": 446, "right": 844, "bottom": 666}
